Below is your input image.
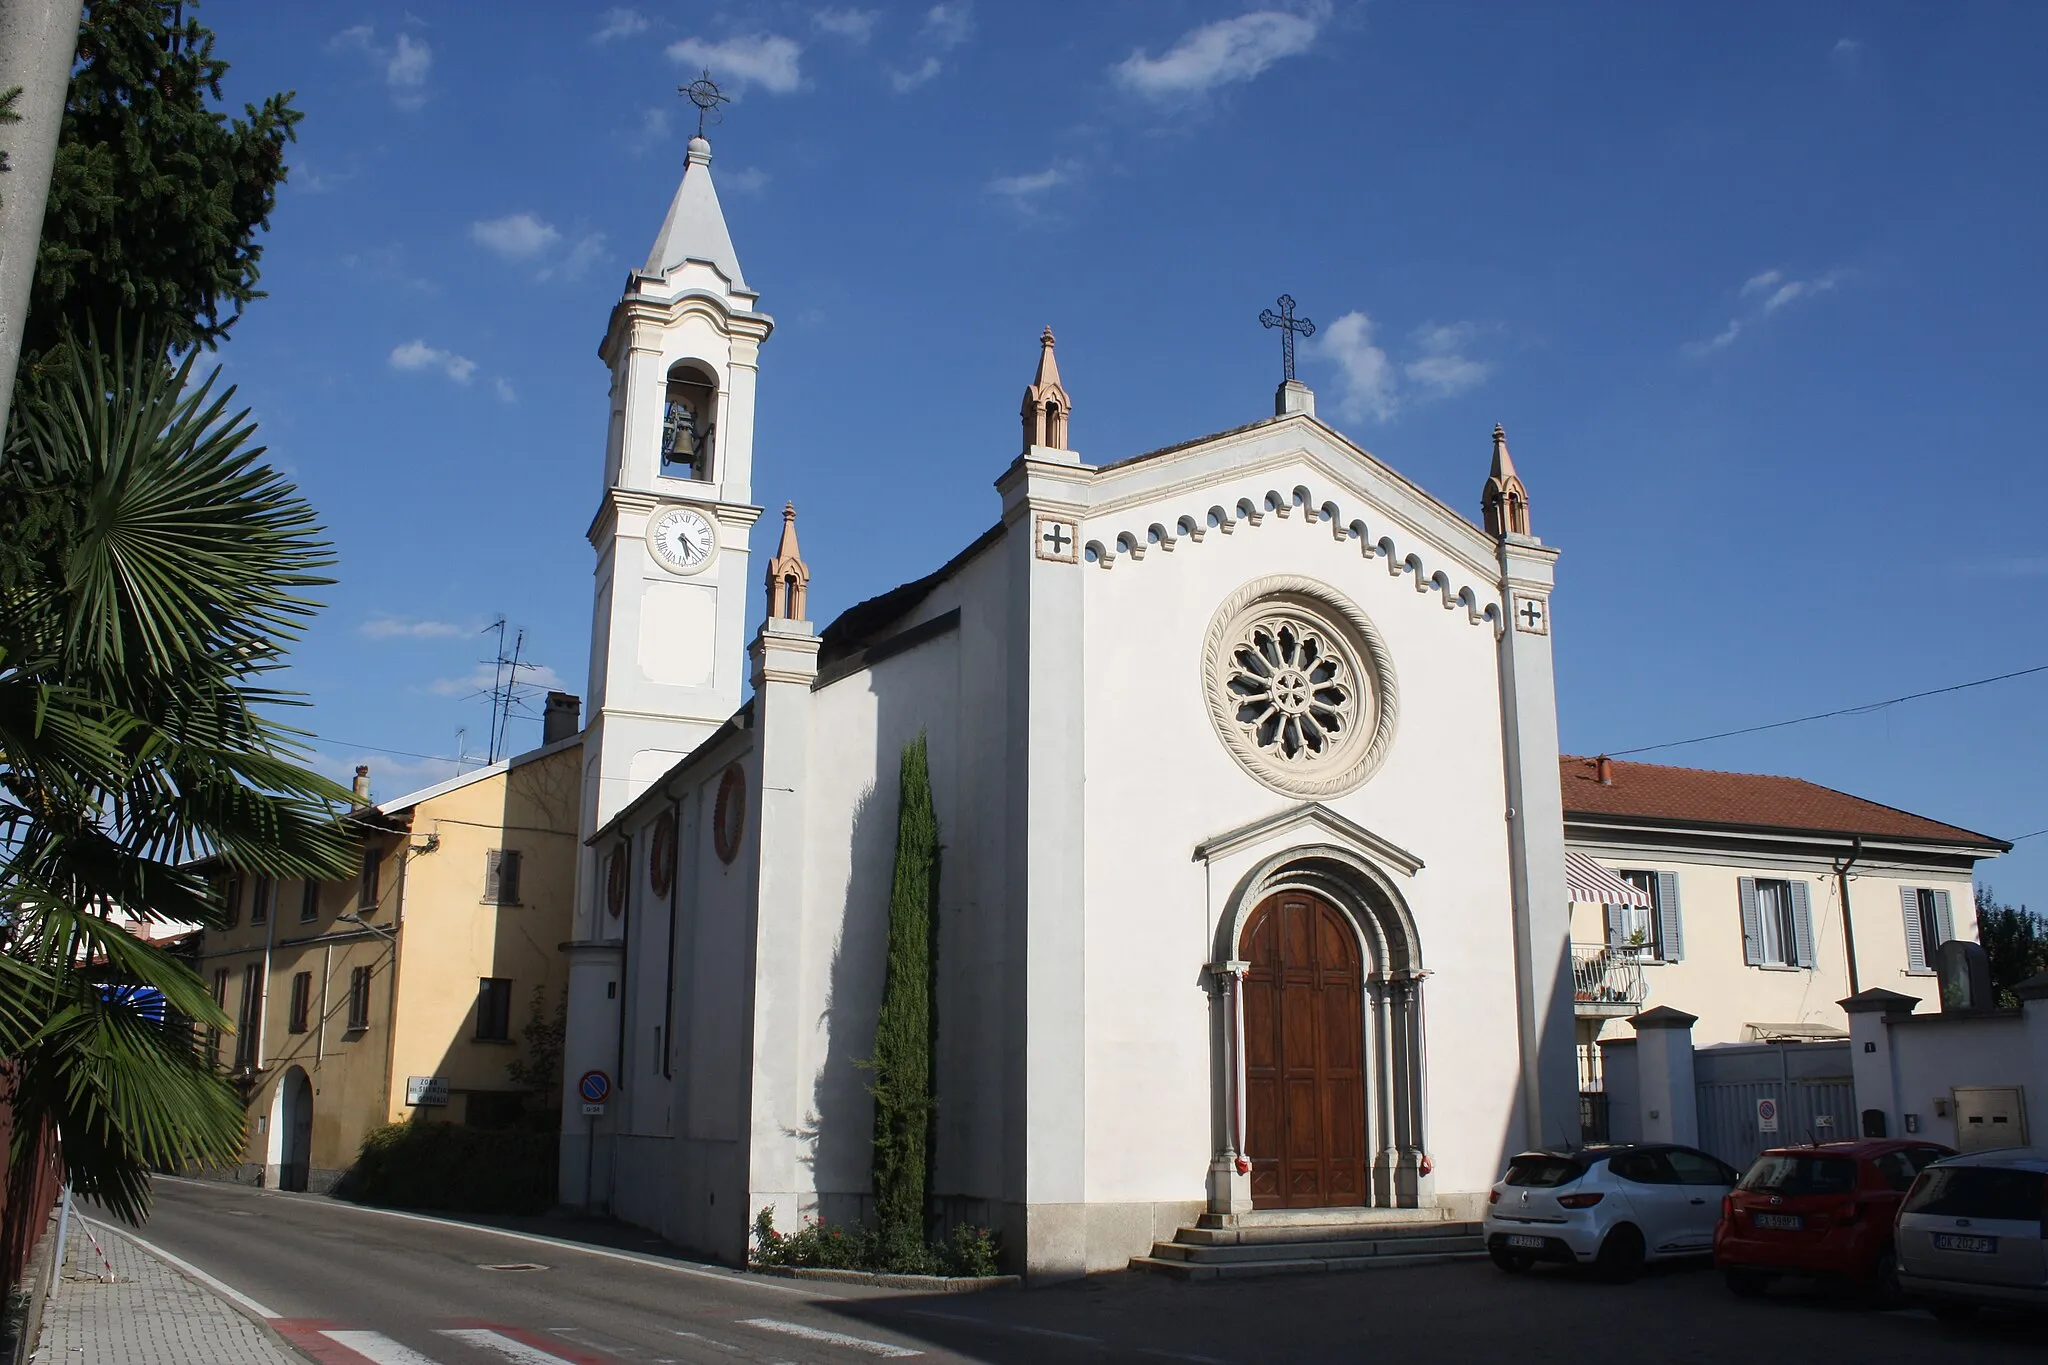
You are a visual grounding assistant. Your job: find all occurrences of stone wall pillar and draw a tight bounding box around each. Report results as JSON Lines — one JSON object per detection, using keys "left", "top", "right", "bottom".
{"left": 1840, "top": 987, "right": 1919, "bottom": 1139}
{"left": 1628, "top": 1006, "right": 1698, "bottom": 1147}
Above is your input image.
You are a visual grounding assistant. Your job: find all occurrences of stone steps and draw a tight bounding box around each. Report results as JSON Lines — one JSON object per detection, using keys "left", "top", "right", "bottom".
{"left": 1131, "top": 1216, "right": 1485, "bottom": 1282}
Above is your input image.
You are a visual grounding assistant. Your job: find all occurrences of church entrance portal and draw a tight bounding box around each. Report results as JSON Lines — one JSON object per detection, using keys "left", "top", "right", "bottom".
{"left": 1241, "top": 890, "right": 1368, "bottom": 1209}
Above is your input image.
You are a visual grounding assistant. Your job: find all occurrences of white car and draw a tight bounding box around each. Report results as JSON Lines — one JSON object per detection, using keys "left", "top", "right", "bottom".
{"left": 1484, "top": 1144, "right": 1742, "bottom": 1281}
{"left": 1895, "top": 1147, "right": 2048, "bottom": 1321}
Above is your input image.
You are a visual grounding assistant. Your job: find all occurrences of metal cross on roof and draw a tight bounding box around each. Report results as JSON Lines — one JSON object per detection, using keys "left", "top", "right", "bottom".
{"left": 1259, "top": 294, "right": 1316, "bottom": 384}
{"left": 679, "top": 70, "right": 730, "bottom": 138}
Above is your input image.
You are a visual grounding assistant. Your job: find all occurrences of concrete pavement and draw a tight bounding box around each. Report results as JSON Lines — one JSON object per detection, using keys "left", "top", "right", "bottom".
{"left": 56, "top": 1177, "right": 2046, "bottom": 1364}
{"left": 36, "top": 1213, "right": 300, "bottom": 1365}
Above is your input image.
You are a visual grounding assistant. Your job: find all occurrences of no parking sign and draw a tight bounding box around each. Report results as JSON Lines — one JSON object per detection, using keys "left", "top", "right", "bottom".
{"left": 1756, "top": 1096, "right": 1779, "bottom": 1134}
{"left": 579, "top": 1070, "right": 611, "bottom": 1114}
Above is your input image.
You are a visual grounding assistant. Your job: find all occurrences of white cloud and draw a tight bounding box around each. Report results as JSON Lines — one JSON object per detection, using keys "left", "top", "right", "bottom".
{"left": 1315, "top": 311, "right": 1397, "bottom": 421}
{"left": 813, "top": 7, "right": 879, "bottom": 42}
{"left": 989, "top": 167, "right": 1064, "bottom": 197}
{"left": 389, "top": 340, "right": 478, "bottom": 384}
{"left": 1404, "top": 323, "right": 1491, "bottom": 396}
{"left": 727, "top": 168, "right": 770, "bottom": 195}
{"left": 310, "top": 751, "right": 463, "bottom": 798}
{"left": 593, "top": 8, "right": 649, "bottom": 42}
{"left": 1831, "top": 37, "right": 1862, "bottom": 72}
{"left": 428, "top": 662, "right": 570, "bottom": 699}
{"left": 1689, "top": 268, "right": 1849, "bottom": 354}
{"left": 1114, "top": 5, "right": 1325, "bottom": 101}
{"left": 922, "top": 3, "right": 973, "bottom": 48}
{"left": 360, "top": 616, "right": 471, "bottom": 640}
{"left": 539, "top": 232, "right": 609, "bottom": 282}
{"left": 471, "top": 212, "right": 561, "bottom": 260}
{"left": 494, "top": 377, "right": 518, "bottom": 404}
{"left": 328, "top": 25, "right": 433, "bottom": 107}
{"left": 667, "top": 34, "right": 803, "bottom": 94}
{"left": 890, "top": 56, "right": 943, "bottom": 92}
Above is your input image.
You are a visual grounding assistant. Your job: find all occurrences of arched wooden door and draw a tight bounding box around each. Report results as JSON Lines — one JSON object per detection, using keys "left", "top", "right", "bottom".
{"left": 1241, "top": 890, "right": 1366, "bottom": 1209}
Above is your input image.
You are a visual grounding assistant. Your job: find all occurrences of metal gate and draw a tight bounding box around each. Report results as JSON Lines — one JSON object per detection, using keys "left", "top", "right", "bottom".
{"left": 1693, "top": 1042, "right": 1855, "bottom": 1173}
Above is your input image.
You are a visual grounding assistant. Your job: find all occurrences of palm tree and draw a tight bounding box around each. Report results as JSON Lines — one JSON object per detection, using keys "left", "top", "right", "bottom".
{"left": 0, "top": 327, "right": 356, "bottom": 1221}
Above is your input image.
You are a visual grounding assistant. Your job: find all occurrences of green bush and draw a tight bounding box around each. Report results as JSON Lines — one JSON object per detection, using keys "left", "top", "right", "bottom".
{"left": 339, "top": 1121, "right": 557, "bottom": 1215}
{"left": 752, "top": 1205, "right": 1000, "bottom": 1277}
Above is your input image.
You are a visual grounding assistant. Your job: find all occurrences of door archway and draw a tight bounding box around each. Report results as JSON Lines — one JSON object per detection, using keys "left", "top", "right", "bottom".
{"left": 1241, "top": 890, "right": 1367, "bottom": 1209}
{"left": 280, "top": 1067, "right": 313, "bottom": 1193}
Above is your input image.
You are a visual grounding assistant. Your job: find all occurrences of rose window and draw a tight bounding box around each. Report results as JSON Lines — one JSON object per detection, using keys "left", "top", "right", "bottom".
{"left": 1203, "top": 577, "right": 1398, "bottom": 798}
{"left": 1227, "top": 614, "right": 1357, "bottom": 764}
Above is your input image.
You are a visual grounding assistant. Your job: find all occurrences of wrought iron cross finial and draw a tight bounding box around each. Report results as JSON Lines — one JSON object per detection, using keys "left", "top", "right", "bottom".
{"left": 679, "top": 70, "right": 730, "bottom": 138}
{"left": 1259, "top": 294, "right": 1316, "bottom": 384}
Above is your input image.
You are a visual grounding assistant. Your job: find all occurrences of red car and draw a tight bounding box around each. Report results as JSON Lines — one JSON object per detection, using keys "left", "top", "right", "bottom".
{"left": 1714, "top": 1139, "right": 1954, "bottom": 1302}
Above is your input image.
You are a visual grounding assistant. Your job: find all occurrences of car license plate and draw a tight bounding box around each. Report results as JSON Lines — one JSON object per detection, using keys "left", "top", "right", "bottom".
{"left": 1752, "top": 1213, "right": 1803, "bottom": 1231}
{"left": 1505, "top": 1234, "right": 1546, "bottom": 1249}
{"left": 1932, "top": 1233, "right": 1997, "bottom": 1254}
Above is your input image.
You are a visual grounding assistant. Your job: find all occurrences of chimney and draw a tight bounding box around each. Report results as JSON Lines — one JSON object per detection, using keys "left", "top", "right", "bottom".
{"left": 352, "top": 765, "right": 371, "bottom": 802}
{"left": 543, "top": 692, "right": 582, "bottom": 746}
{"left": 1596, "top": 755, "right": 1614, "bottom": 786}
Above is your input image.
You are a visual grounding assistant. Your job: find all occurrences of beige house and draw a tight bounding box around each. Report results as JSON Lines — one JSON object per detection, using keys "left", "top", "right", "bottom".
{"left": 1561, "top": 754, "right": 2008, "bottom": 1139}
{"left": 197, "top": 699, "right": 582, "bottom": 1191}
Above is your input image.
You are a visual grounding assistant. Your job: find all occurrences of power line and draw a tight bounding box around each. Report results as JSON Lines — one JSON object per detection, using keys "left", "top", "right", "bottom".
{"left": 1607, "top": 663, "right": 2048, "bottom": 758}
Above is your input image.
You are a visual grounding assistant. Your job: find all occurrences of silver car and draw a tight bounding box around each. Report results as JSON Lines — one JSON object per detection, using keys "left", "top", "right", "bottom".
{"left": 1895, "top": 1147, "right": 2048, "bottom": 1321}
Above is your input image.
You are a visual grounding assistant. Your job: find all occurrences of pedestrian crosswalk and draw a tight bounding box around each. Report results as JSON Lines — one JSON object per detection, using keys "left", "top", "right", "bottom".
{"left": 273, "top": 1317, "right": 928, "bottom": 1363}
{"left": 275, "top": 1322, "right": 607, "bottom": 1364}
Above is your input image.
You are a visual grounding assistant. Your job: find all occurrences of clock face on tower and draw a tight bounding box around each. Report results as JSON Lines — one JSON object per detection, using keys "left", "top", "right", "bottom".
{"left": 646, "top": 504, "right": 718, "bottom": 575}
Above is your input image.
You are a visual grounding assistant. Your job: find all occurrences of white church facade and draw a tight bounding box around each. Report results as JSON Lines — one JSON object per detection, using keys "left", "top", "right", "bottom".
{"left": 559, "top": 132, "right": 1582, "bottom": 1278}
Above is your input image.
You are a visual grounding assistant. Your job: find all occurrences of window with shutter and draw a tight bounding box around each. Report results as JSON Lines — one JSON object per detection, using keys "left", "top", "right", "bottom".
{"left": 299, "top": 879, "right": 320, "bottom": 922}
{"left": 347, "top": 966, "right": 372, "bottom": 1032}
{"left": 475, "top": 978, "right": 513, "bottom": 1041}
{"left": 1605, "top": 903, "right": 1629, "bottom": 948}
{"left": 358, "top": 847, "right": 380, "bottom": 908}
{"left": 1790, "top": 880, "right": 1816, "bottom": 968}
{"left": 1933, "top": 889, "right": 1955, "bottom": 945}
{"left": 221, "top": 876, "right": 242, "bottom": 929}
{"left": 484, "top": 850, "right": 522, "bottom": 905}
{"left": 288, "top": 972, "right": 312, "bottom": 1033}
{"left": 1739, "top": 877, "right": 1764, "bottom": 965}
{"left": 1655, "top": 871, "right": 1684, "bottom": 962}
{"left": 1901, "top": 885, "right": 1931, "bottom": 973}
{"left": 251, "top": 876, "right": 271, "bottom": 925}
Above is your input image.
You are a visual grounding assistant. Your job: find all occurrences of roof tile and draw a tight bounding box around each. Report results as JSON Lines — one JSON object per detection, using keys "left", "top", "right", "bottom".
{"left": 1560, "top": 756, "right": 2006, "bottom": 849}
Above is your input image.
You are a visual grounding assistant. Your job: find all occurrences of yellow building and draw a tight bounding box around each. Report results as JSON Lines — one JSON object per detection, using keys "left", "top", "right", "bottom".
{"left": 197, "top": 699, "right": 582, "bottom": 1191}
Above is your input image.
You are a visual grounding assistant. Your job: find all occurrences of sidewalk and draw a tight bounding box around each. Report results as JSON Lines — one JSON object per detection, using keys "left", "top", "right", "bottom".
{"left": 34, "top": 1214, "right": 301, "bottom": 1365}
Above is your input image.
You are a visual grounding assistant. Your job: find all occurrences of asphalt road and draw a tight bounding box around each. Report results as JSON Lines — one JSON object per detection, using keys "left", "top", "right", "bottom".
{"left": 118, "top": 1179, "right": 2040, "bottom": 1365}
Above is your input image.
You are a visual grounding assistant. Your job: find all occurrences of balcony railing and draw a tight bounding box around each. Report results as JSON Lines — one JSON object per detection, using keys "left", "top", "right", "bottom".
{"left": 1572, "top": 943, "right": 1648, "bottom": 1016}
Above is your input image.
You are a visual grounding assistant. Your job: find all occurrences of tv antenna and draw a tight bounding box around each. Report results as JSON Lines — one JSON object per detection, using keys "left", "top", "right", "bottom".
{"left": 481, "top": 618, "right": 541, "bottom": 763}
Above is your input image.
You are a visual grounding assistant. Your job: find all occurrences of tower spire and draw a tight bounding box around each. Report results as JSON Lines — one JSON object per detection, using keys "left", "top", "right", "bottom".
{"left": 1021, "top": 326, "right": 1072, "bottom": 453}
{"left": 1481, "top": 423, "right": 1531, "bottom": 538}
{"left": 765, "top": 502, "right": 810, "bottom": 621}
{"left": 643, "top": 132, "right": 746, "bottom": 288}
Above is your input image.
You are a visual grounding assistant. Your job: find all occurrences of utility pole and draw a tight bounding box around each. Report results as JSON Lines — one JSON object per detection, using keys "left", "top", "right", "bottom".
{"left": 0, "top": 0, "right": 83, "bottom": 438}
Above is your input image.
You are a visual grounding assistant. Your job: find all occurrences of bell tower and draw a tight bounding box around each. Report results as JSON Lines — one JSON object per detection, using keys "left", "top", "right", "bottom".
{"left": 580, "top": 128, "right": 773, "bottom": 914}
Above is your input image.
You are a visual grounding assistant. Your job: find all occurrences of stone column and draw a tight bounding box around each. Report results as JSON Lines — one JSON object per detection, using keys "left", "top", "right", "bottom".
{"left": 1204, "top": 961, "right": 1252, "bottom": 1215}
{"left": 995, "top": 453, "right": 1091, "bottom": 1278}
{"left": 1840, "top": 987, "right": 1919, "bottom": 1139}
{"left": 1495, "top": 533, "right": 1575, "bottom": 1152}
{"left": 1368, "top": 979, "right": 1396, "bottom": 1205}
{"left": 743, "top": 614, "right": 820, "bottom": 1233}
{"left": 1628, "top": 1005, "right": 1699, "bottom": 1147}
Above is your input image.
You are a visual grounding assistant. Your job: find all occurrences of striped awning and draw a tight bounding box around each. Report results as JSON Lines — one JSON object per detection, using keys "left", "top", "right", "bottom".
{"left": 1564, "top": 850, "right": 1653, "bottom": 907}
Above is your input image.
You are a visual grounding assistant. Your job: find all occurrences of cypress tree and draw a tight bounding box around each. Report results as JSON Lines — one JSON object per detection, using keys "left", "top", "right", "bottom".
{"left": 869, "top": 732, "right": 939, "bottom": 1262}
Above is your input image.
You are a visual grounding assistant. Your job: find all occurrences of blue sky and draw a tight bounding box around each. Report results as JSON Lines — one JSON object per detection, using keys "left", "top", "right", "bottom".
{"left": 195, "top": 1, "right": 2048, "bottom": 907}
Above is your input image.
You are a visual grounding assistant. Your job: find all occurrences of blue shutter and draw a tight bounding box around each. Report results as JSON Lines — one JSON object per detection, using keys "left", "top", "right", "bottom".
{"left": 1901, "top": 885, "right": 1928, "bottom": 973}
{"left": 1656, "top": 871, "right": 1684, "bottom": 962}
{"left": 1791, "top": 881, "right": 1816, "bottom": 968}
{"left": 1739, "top": 878, "right": 1763, "bottom": 965}
{"left": 1606, "top": 903, "right": 1628, "bottom": 948}
{"left": 1934, "top": 889, "right": 1955, "bottom": 945}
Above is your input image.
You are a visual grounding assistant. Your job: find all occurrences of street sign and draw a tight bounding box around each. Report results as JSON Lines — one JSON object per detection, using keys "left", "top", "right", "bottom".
{"left": 581, "top": 1103, "right": 605, "bottom": 1116}
{"left": 405, "top": 1076, "right": 449, "bottom": 1107}
{"left": 1756, "top": 1097, "right": 1779, "bottom": 1134}
{"left": 578, "top": 1070, "right": 611, "bottom": 1104}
